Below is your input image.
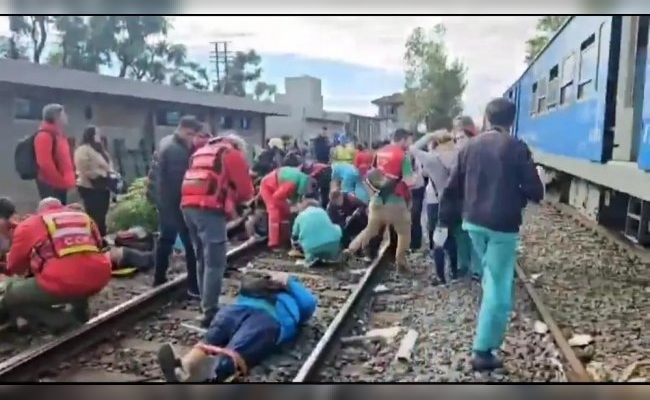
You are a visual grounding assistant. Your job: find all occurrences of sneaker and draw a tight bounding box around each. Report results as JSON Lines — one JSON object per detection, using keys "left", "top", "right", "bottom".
{"left": 157, "top": 343, "right": 184, "bottom": 382}
{"left": 471, "top": 351, "right": 504, "bottom": 372}
{"left": 197, "top": 310, "right": 217, "bottom": 329}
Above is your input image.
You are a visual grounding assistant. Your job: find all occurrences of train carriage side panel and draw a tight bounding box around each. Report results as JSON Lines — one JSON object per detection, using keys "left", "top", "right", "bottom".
{"left": 515, "top": 16, "right": 615, "bottom": 163}
{"left": 636, "top": 18, "right": 650, "bottom": 169}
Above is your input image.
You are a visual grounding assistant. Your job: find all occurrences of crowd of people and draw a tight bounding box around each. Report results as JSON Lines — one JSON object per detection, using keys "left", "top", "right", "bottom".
{"left": 0, "top": 96, "right": 544, "bottom": 381}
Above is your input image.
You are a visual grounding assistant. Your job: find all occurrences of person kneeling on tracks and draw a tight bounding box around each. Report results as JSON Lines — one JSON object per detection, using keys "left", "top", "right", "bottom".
{"left": 291, "top": 198, "right": 342, "bottom": 267}
{"left": 157, "top": 272, "right": 317, "bottom": 382}
{"left": 259, "top": 166, "right": 313, "bottom": 250}
{"left": 181, "top": 132, "right": 255, "bottom": 328}
{"left": 0, "top": 197, "right": 111, "bottom": 333}
{"left": 327, "top": 190, "right": 367, "bottom": 250}
{"left": 301, "top": 161, "right": 332, "bottom": 209}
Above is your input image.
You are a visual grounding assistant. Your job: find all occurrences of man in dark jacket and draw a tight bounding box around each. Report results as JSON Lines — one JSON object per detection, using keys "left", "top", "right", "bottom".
{"left": 152, "top": 116, "right": 202, "bottom": 297}
{"left": 438, "top": 98, "right": 544, "bottom": 372}
{"left": 312, "top": 127, "right": 331, "bottom": 164}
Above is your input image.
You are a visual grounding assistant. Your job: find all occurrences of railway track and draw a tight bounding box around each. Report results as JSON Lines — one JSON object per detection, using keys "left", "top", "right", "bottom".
{"left": 0, "top": 229, "right": 394, "bottom": 382}
{"left": 518, "top": 200, "right": 649, "bottom": 382}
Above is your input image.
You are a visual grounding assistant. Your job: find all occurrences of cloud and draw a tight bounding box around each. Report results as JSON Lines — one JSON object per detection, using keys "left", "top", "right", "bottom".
{"left": 168, "top": 16, "right": 540, "bottom": 119}
{"left": 0, "top": 16, "right": 540, "bottom": 120}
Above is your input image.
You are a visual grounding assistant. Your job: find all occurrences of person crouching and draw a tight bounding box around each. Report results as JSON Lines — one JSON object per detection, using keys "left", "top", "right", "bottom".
{"left": 157, "top": 272, "right": 317, "bottom": 382}
{"left": 327, "top": 190, "right": 367, "bottom": 249}
{"left": 292, "top": 198, "right": 342, "bottom": 267}
{"left": 1, "top": 197, "right": 111, "bottom": 333}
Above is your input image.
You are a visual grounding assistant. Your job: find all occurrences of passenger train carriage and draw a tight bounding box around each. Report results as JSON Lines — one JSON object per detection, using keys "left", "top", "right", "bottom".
{"left": 505, "top": 16, "right": 650, "bottom": 245}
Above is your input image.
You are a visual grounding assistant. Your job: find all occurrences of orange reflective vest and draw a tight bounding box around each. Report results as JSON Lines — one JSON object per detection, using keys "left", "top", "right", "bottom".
{"left": 34, "top": 211, "right": 101, "bottom": 267}
{"left": 181, "top": 138, "right": 236, "bottom": 214}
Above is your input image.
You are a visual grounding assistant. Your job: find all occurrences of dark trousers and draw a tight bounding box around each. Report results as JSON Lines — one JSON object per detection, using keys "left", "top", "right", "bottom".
{"left": 78, "top": 186, "right": 110, "bottom": 237}
{"left": 36, "top": 180, "right": 67, "bottom": 205}
{"left": 410, "top": 186, "right": 425, "bottom": 250}
{"left": 205, "top": 305, "right": 279, "bottom": 381}
{"left": 426, "top": 203, "right": 438, "bottom": 250}
{"left": 154, "top": 216, "right": 198, "bottom": 295}
{"left": 427, "top": 203, "right": 458, "bottom": 282}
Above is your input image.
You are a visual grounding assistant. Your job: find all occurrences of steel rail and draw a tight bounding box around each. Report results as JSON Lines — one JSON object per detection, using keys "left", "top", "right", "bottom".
{"left": 0, "top": 237, "right": 267, "bottom": 382}
{"left": 293, "top": 239, "right": 393, "bottom": 382}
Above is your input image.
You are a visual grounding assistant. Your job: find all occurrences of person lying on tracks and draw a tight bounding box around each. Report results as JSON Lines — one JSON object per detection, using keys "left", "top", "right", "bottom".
{"left": 181, "top": 132, "right": 255, "bottom": 328}
{"left": 290, "top": 198, "right": 342, "bottom": 267}
{"left": 259, "top": 166, "right": 314, "bottom": 251}
{"left": 157, "top": 271, "right": 318, "bottom": 382}
{"left": 0, "top": 197, "right": 111, "bottom": 333}
{"left": 438, "top": 98, "right": 544, "bottom": 372}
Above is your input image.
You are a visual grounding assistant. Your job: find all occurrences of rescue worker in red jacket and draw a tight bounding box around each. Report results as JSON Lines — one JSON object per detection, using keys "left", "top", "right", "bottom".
{"left": 353, "top": 142, "right": 373, "bottom": 178}
{"left": 259, "top": 166, "right": 313, "bottom": 250}
{"left": 1, "top": 197, "right": 111, "bottom": 332}
{"left": 181, "top": 132, "right": 255, "bottom": 328}
{"left": 343, "top": 128, "right": 416, "bottom": 271}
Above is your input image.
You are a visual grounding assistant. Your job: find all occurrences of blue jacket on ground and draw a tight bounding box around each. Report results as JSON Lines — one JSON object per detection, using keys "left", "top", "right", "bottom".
{"left": 438, "top": 129, "right": 544, "bottom": 233}
{"left": 235, "top": 276, "right": 318, "bottom": 343}
{"left": 292, "top": 206, "right": 342, "bottom": 251}
{"left": 331, "top": 162, "right": 369, "bottom": 204}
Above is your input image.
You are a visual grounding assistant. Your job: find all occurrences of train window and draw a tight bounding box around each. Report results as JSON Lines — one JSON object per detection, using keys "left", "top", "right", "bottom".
{"left": 547, "top": 65, "right": 560, "bottom": 109}
{"left": 560, "top": 52, "right": 576, "bottom": 106}
{"left": 530, "top": 82, "right": 538, "bottom": 115}
{"left": 578, "top": 34, "right": 597, "bottom": 100}
{"left": 536, "top": 77, "right": 548, "bottom": 113}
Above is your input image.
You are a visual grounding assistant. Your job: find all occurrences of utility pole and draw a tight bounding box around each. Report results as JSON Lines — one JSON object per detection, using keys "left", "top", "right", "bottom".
{"left": 209, "top": 41, "right": 232, "bottom": 94}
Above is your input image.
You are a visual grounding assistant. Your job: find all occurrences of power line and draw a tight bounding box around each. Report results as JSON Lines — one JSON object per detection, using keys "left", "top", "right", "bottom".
{"left": 209, "top": 41, "right": 232, "bottom": 94}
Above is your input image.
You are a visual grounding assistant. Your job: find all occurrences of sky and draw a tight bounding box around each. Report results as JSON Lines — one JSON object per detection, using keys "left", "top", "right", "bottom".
{"left": 0, "top": 16, "right": 540, "bottom": 120}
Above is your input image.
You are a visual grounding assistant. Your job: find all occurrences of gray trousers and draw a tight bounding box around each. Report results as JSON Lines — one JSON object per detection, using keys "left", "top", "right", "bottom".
{"left": 182, "top": 208, "right": 228, "bottom": 316}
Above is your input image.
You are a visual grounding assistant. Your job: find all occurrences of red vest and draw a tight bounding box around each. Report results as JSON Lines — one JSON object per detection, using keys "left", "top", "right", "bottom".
{"left": 181, "top": 138, "right": 236, "bottom": 214}
{"left": 32, "top": 210, "right": 101, "bottom": 268}
{"left": 374, "top": 144, "right": 409, "bottom": 199}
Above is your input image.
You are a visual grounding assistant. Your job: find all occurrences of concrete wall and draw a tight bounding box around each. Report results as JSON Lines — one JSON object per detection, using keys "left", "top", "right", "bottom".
{"left": 0, "top": 83, "right": 266, "bottom": 212}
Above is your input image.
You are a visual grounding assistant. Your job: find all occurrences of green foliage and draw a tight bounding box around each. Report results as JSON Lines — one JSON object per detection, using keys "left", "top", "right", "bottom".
{"left": 106, "top": 177, "right": 158, "bottom": 233}
{"left": 524, "top": 16, "right": 570, "bottom": 65}
{"left": 403, "top": 24, "right": 467, "bottom": 131}
{"left": 2, "top": 16, "right": 275, "bottom": 96}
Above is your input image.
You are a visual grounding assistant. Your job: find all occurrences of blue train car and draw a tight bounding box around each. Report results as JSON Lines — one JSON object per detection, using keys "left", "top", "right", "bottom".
{"left": 507, "top": 16, "right": 650, "bottom": 244}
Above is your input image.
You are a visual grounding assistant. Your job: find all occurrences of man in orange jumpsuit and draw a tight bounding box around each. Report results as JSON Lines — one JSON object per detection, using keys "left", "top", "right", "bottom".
{"left": 259, "top": 166, "right": 313, "bottom": 250}
{"left": 0, "top": 197, "right": 112, "bottom": 332}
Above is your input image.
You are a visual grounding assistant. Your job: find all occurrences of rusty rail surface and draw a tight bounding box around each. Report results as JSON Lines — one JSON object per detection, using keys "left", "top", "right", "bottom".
{"left": 293, "top": 238, "right": 394, "bottom": 382}
{"left": 0, "top": 237, "right": 267, "bottom": 382}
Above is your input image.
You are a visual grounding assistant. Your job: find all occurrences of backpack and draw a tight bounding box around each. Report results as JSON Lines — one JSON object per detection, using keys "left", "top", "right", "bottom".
{"left": 15, "top": 130, "right": 57, "bottom": 181}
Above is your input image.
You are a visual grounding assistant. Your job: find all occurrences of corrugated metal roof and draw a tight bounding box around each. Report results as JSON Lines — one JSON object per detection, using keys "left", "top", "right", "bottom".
{"left": 0, "top": 59, "right": 289, "bottom": 116}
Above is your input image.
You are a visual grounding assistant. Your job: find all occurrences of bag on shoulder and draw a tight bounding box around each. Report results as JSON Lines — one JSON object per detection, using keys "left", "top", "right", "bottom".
{"left": 15, "top": 130, "right": 57, "bottom": 181}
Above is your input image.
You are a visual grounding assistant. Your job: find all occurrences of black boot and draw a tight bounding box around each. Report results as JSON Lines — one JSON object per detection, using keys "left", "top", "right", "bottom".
{"left": 471, "top": 351, "right": 503, "bottom": 372}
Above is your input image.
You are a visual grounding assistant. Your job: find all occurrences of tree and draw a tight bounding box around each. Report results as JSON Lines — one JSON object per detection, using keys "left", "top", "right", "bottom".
{"left": 403, "top": 24, "right": 467, "bottom": 131}
{"left": 253, "top": 81, "right": 277, "bottom": 101}
{"left": 7, "top": 16, "right": 52, "bottom": 63}
{"left": 524, "top": 16, "right": 569, "bottom": 64}
{"left": 214, "top": 49, "right": 276, "bottom": 98}
{"left": 112, "top": 16, "right": 169, "bottom": 78}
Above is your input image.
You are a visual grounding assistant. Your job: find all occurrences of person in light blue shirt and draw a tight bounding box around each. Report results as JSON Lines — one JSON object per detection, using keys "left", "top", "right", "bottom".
{"left": 331, "top": 162, "right": 369, "bottom": 205}
{"left": 157, "top": 272, "right": 317, "bottom": 382}
{"left": 291, "top": 198, "right": 342, "bottom": 266}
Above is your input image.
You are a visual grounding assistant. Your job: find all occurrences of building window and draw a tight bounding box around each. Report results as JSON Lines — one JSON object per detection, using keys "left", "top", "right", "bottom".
{"left": 14, "top": 97, "right": 50, "bottom": 120}
{"left": 155, "top": 109, "right": 181, "bottom": 126}
{"left": 84, "top": 105, "right": 93, "bottom": 121}
{"left": 220, "top": 115, "right": 233, "bottom": 129}
{"left": 240, "top": 117, "right": 252, "bottom": 130}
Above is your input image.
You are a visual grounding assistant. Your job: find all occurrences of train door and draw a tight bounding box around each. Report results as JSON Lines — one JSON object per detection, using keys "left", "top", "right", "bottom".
{"left": 635, "top": 17, "right": 650, "bottom": 168}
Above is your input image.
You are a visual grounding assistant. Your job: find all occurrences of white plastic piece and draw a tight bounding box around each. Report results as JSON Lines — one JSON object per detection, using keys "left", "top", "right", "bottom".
{"left": 180, "top": 322, "right": 207, "bottom": 335}
{"left": 364, "top": 326, "right": 402, "bottom": 344}
{"left": 373, "top": 284, "right": 390, "bottom": 295}
{"left": 395, "top": 329, "right": 419, "bottom": 363}
{"left": 568, "top": 333, "right": 594, "bottom": 347}
{"left": 432, "top": 227, "right": 448, "bottom": 248}
{"left": 534, "top": 320, "right": 549, "bottom": 334}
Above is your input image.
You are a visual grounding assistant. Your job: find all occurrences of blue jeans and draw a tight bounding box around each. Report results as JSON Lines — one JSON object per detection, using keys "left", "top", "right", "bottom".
{"left": 154, "top": 215, "right": 198, "bottom": 294}
{"left": 182, "top": 208, "right": 228, "bottom": 316}
{"left": 463, "top": 221, "right": 518, "bottom": 353}
{"left": 427, "top": 203, "right": 458, "bottom": 282}
{"left": 205, "top": 305, "right": 279, "bottom": 381}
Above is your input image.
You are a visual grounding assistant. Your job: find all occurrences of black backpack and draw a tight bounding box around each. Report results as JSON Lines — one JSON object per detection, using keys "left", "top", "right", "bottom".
{"left": 15, "top": 130, "right": 56, "bottom": 181}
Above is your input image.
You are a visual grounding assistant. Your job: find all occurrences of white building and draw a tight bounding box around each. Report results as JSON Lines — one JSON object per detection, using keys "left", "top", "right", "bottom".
{"left": 267, "top": 76, "right": 391, "bottom": 145}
